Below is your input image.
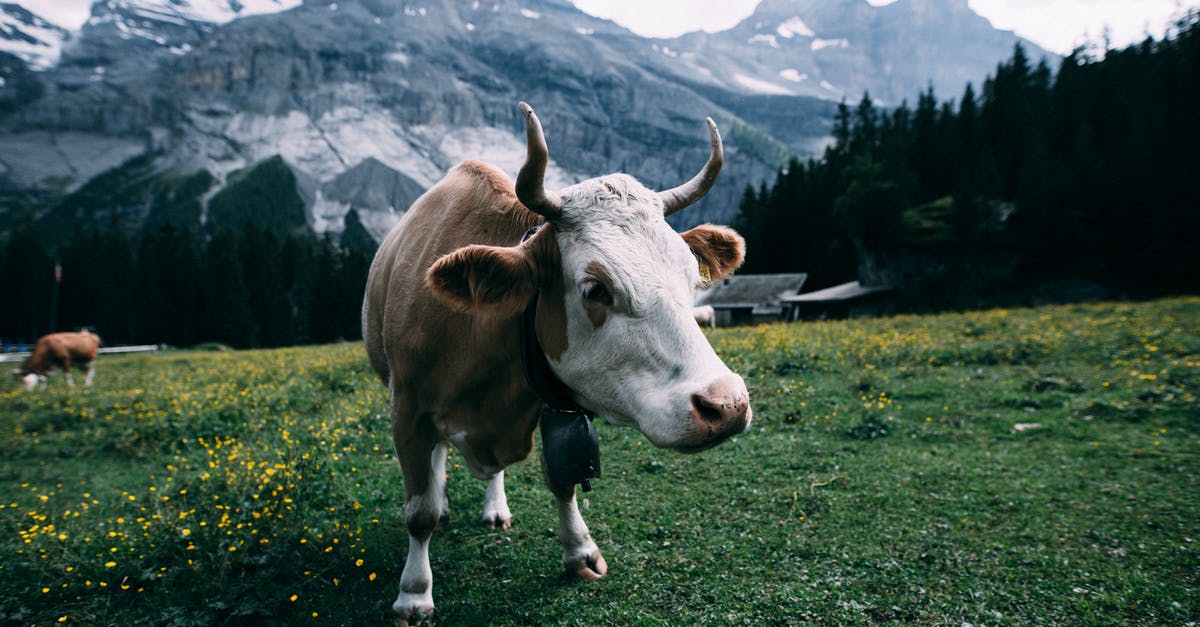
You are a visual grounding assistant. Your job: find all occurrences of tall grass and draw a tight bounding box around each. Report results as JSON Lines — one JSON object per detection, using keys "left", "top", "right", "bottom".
{"left": 2, "top": 298, "right": 1197, "bottom": 625}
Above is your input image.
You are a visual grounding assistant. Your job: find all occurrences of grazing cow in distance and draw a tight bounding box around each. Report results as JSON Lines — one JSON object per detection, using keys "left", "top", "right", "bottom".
{"left": 362, "top": 102, "right": 752, "bottom": 622}
{"left": 10, "top": 330, "right": 101, "bottom": 391}
{"left": 693, "top": 304, "right": 716, "bottom": 330}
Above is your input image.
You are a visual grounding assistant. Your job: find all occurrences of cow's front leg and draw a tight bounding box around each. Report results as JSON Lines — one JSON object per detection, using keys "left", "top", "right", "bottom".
{"left": 482, "top": 471, "right": 512, "bottom": 529}
{"left": 554, "top": 486, "right": 607, "bottom": 580}
{"left": 393, "top": 428, "right": 449, "bottom": 624}
{"left": 83, "top": 361, "right": 95, "bottom": 386}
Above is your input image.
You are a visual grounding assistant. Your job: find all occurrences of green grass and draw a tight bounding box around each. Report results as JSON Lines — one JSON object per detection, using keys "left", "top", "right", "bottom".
{"left": 2, "top": 297, "right": 1197, "bottom": 625}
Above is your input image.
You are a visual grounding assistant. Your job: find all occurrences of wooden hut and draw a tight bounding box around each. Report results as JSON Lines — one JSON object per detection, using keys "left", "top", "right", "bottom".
{"left": 694, "top": 273, "right": 808, "bottom": 326}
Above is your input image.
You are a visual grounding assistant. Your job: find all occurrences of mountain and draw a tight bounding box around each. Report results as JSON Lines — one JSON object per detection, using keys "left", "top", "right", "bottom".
{"left": 0, "top": 0, "right": 1050, "bottom": 242}
{"left": 642, "top": 0, "right": 1051, "bottom": 106}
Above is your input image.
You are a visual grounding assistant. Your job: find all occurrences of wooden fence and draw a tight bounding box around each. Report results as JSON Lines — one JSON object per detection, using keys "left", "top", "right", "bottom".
{"left": 0, "top": 345, "right": 164, "bottom": 364}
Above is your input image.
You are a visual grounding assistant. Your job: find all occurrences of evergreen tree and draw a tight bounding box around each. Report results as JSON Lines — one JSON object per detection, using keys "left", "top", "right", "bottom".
{"left": 0, "top": 225, "right": 54, "bottom": 342}
{"left": 340, "top": 209, "right": 379, "bottom": 259}
{"left": 733, "top": 183, "right": 768, "bottom": 273}
{"left": 305, "top": 234, "right": 343, "bottom": 344}
{"left": 956, "top": 82, "right": 980, "bottom": 189}
{"left": 202, "top": 229, "right": 257, "bottom": 348}
{"left": 58, "top": 228, "right": 135, "bottom": 343}
{"left": 239, "top": 224, "right": 294, "bottom": 347}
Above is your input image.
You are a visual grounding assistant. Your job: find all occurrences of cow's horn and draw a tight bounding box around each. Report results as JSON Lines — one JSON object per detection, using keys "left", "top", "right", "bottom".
{"left": 659, "top": 117, "right": 723, "bottom": 216}
{"left": 516, "top": 102, "right": 565, "bottom": 220}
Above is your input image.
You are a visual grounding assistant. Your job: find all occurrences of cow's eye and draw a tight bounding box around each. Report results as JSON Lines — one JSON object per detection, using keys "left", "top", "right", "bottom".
{"left": 581, "top": 280, "right": 613, "bottom": 307}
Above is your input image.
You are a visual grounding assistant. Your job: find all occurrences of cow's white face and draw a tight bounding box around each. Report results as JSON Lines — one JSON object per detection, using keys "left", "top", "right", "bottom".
{"left": 20, "top": 372, "right": 42, "bottom": 391}
{"left": 544, "top": 175, "right": 751, "bottom": 450}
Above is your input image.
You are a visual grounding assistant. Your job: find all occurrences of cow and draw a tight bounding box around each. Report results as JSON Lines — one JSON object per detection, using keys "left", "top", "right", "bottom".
{"left": 693, "top": 304, "right": 716, "bottom": 330}
{"left": 10, "top": 330, "right": 101, "bottom": 391}
{"left": 362, "top": 102, "right": 752, "bottom": 623}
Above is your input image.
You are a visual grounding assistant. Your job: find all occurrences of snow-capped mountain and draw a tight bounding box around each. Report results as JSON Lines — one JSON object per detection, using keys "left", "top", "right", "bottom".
{"left": 93, "top": 0, "right": 304, "bottom": 25}
{"left": 643, "top": 0, "right": 1050, "bottom": 105}
{"left": 0, "top": 3, "right": 70, "bottom": 70}
{"left": 0, "top": 0, "right": 1050, "bottom": 241}
{"left": 65, "top": 0, "right": 302, "bottom": 75}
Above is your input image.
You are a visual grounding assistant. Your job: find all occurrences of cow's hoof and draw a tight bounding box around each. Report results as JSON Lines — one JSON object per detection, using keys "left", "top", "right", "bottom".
{"left": 564, "top": 544, "right": 608, "bottom": 581}
{"left": 482, "top": 515, "right": 512, "bottom": 530}
{"left": 393, "top": 591, "right": 434, "bottom": 625}
{"left": 481, "top": 511, "right": 512, "bottom": 530}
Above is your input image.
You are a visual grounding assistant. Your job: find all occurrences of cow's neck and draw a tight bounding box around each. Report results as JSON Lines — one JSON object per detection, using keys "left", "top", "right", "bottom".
{"left": 516, "top": 225, "right": 602, "bottom": 493}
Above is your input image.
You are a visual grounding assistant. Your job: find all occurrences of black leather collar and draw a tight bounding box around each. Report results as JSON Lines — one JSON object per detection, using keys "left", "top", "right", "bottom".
{"left": 519, "top": 296, "right": 592, "bottom": 416}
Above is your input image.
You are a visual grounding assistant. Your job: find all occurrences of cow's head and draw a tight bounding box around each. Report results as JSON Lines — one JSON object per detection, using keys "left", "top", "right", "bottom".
{"left": 10, "top": 369, "right": 43, "bottom": 391}
{"left": 429, "top": 102, "right": 751, "bottom": 452}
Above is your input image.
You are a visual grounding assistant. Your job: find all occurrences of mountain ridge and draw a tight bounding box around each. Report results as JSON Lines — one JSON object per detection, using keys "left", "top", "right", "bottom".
{"left": 0, "top": 0, "right": 1051, "bottom": 241}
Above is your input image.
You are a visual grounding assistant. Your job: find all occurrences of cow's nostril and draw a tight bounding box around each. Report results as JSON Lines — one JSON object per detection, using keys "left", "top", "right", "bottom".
{"left": 691, "top": 393, "right": 725, "bottom": 424}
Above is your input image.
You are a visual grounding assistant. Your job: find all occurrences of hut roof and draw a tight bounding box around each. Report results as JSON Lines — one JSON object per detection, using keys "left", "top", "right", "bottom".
{"left": 695, "top": 273, "right": 808, "bottom": 309}
{"left": 783, "top": 281, "right": 893, "bottom": 303}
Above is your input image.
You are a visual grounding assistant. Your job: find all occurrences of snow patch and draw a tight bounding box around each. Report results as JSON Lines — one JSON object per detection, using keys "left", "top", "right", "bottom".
{"left": 777, "top": 17, "right": 815, "bottom": 39}
{"left": 749, "top": 34, "right": 779, "bottom": 48}
{"left": 119, "top": 0, "right": 303, "bottom": 27}
{"left": 732, "top": 73, "right": 794, "bottom": 96}
{"left": 0, "top": 5, "right": 69, "bottom": 69}
{"left": 652, "top": 44, "right": 678, "bottom": 58}
{"left": 520, "top": 9, "right": 541, "bottom": 19}
{"left": 779, "top": 69, "right": 807, "bottom": 83}
{"left": 575, "top": 26, "right": 594, "bottom": 36}
{"left": 812, "top": 38, "right": 849, "bottom": 51}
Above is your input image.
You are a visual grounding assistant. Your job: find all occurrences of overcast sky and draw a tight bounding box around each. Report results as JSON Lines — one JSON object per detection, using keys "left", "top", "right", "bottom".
{"left": 24, "top": 0, "right": 1200, "bottom": 55}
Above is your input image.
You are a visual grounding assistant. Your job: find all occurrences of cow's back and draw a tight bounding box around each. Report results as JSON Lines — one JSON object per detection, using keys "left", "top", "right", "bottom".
{"left": 28, "top": 331, "right": 100, "bottom": 373}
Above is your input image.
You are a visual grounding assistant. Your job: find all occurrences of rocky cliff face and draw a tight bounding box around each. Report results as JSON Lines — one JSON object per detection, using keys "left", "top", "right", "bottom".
{"left": 0, "top": 0, "right": 1049, "bottom": 240}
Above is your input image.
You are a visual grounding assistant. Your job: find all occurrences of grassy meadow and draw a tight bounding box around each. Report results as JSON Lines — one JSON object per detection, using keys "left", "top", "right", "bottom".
{"left": 1, "top": 297, "right": 1197, "bottom": 625}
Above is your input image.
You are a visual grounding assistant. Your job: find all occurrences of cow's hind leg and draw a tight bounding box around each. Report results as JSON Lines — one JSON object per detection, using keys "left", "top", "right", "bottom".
{"left": 392, "top": 417, "right": 449, "bottom": 623}
{"left": 481, "top": 471, "right": 512, "bottom": 529}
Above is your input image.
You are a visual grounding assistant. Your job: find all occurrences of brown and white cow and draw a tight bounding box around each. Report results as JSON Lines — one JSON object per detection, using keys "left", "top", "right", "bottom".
{"left": 362, "top": 102, "right": 751, "bottom": 622}
{"left": 10, "top": 330, "right": 101, "bottom": 391}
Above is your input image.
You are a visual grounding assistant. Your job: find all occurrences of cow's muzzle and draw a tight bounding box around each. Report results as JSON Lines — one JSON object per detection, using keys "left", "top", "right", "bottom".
{"left": 679, "top": 375, "right": 751, "bottom": 452}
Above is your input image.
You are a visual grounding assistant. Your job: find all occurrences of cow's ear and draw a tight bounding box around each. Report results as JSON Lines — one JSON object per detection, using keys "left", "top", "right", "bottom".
{"left": 427, "top": 245, "right": 535, "bottom": 316}
{"left": 681, "top": 224, "right": 745, "bottom": 285}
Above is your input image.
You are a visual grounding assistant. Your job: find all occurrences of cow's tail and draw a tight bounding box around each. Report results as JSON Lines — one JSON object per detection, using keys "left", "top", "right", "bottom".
{"left": 362, "top": 299, "right": 390, "bottom": 386}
